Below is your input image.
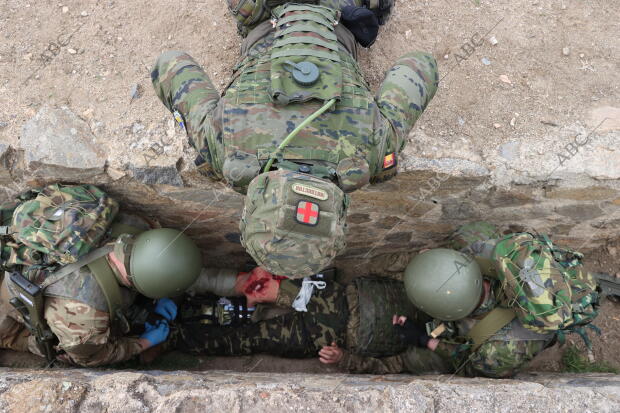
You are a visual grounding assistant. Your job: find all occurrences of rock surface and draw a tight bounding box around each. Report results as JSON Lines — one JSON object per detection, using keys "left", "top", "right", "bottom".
{"left": 0, "top": 369, "right": 617, "bottom": 413}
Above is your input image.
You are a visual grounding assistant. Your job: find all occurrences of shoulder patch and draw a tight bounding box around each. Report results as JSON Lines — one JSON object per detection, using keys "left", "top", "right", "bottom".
{"left": 292, "top": 183, "right": 329, "bottom": 201}
{"left": 383, "top": 153, "right": 396, "bottom": 170}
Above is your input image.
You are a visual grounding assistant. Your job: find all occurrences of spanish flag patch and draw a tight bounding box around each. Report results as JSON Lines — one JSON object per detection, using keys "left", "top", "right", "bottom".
{"left": 383, "top": 153, "right": 396, "bottom": 170}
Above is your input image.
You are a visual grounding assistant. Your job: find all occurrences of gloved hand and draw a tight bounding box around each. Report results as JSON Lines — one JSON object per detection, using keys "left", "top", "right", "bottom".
{"left": 154, "top": 298, "right": 178, "bottom": 321}
{"left": 394, "top": 319, "right": 431, "bottom": 348}
{"left": 140, "top": 320, "right": 170, "bottom": 347}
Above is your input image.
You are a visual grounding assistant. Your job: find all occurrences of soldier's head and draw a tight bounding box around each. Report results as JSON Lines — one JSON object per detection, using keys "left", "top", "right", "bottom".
{"left": 240, "top": 169, "right": 348, "bottom": 278}
{"left": 404, "top": 248, "right": 483, "bottom": 321}
{"left": 111, "top": 228, "right": 202, "bottom": 298}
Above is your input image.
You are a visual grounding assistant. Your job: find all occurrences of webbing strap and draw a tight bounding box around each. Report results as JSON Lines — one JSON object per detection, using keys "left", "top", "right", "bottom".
{"left": 272, "top": 49, "right": 341, "bottom": 62}
{"left": 276, "top": 4, "right": 337, "bottom": 21}
{"left": 467, "top": 307, "right": 516, "bottom": 351}
{"left": 87, "top": 256, "right": 124, "bottom": 324}
{"left": 277, "top": 14, "right": 335, "bottom": 30}
{"left": 40, "top": 245, "right": 113, "bottom": 289}
{"left": 276, "top": 24, "right": 338, "bottom": 41}
{"left": 273, "top": 36, "right": 340, "bottom": 52}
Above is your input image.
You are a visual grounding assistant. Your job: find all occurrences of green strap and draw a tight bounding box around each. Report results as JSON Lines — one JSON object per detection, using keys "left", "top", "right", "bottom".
{"left": 87, "top": 256, "right": 125, "bottom": 331}
{"left": 466, "top": 307, "right": 516, "bottom": 351}
{"left": 273, "top": 36, "right": 340, "bottom": 52}
{"left": 40, "top": 245, "right": 114, "bottom": 289}
{"left": 263, "top": 98, "right": 337, "bottom": 172}
{"left": 277, "top": 14, "right": 335, "bottom": 30}
{"left": 272, "top": 49, "right": 341, "bottom": 62}
{"left": 276, "top": 4, "right": 338, "bottom": 21}
{"left": 276, "top": 24, "right": 338, "bottom": 41}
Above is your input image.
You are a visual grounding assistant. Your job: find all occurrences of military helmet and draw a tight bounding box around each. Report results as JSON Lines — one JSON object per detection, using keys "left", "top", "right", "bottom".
{"left": 240, "top": 169, "right": 348, "bottom": 278}
{"left": 404, "top": 248, "right": 483, "bottom": 321}
{"left": 127, "top": 228, "right": 202, "bottom": 298}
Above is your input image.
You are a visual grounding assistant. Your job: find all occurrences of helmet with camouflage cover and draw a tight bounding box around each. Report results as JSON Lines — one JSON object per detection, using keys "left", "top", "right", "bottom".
{"left": 116, "top": 228, "right": 203, "bottom": 298}
{"left": 240, "top": 169, "right": 348, "bottom": 278}
{"left": 404, "top": 248, "right": 483, "bottom": 321}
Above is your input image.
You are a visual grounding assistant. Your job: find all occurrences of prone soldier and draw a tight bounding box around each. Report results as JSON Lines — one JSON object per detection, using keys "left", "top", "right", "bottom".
{"left": 151, "top": 0, "right": 438, "bottom": 278}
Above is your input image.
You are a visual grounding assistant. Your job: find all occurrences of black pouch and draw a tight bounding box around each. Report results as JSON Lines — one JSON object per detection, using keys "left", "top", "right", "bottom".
{"left": 340, "top": 6, "right": 379, "bottom": 48}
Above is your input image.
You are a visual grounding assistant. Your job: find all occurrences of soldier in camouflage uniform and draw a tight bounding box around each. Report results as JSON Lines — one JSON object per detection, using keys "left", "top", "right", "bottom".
{"left": 151, "top": 0, "right": 438, "bottom": 278}
{"left": 171, "top": 265, "right": 432, "bottom": 362}
{"left": 0, "top": 211, "right": 203, "bottom": 367}
{"left": 322, "top": 222, "right": 598, "bottom": 378}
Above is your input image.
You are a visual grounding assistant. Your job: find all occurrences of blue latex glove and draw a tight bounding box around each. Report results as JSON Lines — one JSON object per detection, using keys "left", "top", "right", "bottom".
{"left": 154, "top": 298, "right": 178, "bottom": 321}
{"left": 140, "top": 320, "right": 170, "bottom": 347}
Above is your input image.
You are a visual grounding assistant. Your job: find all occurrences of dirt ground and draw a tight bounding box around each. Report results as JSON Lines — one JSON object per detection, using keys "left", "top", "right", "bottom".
{"left": 0, "top": 0, "right": 619, "bottom": 372}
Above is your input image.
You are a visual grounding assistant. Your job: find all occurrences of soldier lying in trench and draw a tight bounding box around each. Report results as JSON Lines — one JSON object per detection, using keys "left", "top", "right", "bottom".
{"left": 160, "top": 221, "right": 603, "bottom": 378}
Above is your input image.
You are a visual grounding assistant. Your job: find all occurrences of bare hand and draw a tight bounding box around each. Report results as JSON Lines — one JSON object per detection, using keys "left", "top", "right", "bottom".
{"left": 318, "top": 342, "right": 344, "bottom": 364}
{"left": 392, "top": 314, "right": 407, "bottom": 326}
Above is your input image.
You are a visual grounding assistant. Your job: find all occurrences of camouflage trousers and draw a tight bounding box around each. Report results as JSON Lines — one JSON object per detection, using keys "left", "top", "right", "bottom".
{"left": 0, "top": 276, "right": 43, "bottom": 357}
{"left": 176, "top": 280, "right": 349, "bottom": 358}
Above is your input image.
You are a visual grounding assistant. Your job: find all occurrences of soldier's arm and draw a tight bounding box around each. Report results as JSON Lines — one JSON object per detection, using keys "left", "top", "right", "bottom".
{"left": 151, "top": 51, "right": 224, "bottom": 177}
{"left": 45, "top": 297, "right": 143, "bottom": 367}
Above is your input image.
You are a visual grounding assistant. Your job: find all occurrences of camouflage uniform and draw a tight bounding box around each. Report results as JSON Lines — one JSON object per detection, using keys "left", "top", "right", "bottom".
{"left": 176, "top": 277, "right": 423, "bottom": 359}
{"left": 341, "top": 222, "right": 557, "bottom": 378}
{"left": 151, "top": 2, "right": 438, "bottom": 194}
{"left": 0, "top": 213, "right": 153, "bottom": 367}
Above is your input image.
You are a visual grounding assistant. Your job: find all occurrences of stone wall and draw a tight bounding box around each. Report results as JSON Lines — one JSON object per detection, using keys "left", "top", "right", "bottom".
{"left": 0, "top": 369, "right": 617, "bottom": 412}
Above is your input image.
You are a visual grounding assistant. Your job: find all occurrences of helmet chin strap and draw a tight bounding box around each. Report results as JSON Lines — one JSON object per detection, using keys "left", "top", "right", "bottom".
{"left": 263, "top": 98, "right": 337, "bottom": 173}
{"left": 107, "top": 251, "right": 132, "bottom": 288}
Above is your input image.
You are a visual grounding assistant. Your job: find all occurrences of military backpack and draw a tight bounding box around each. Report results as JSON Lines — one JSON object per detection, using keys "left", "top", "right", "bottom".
{"left": 0, "top": 183, "right": 119, "bottom": 270}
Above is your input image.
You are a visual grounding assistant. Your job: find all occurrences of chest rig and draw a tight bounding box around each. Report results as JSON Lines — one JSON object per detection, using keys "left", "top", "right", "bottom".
{"left": 221, "top": 3, "right": 395, "bottom": 194}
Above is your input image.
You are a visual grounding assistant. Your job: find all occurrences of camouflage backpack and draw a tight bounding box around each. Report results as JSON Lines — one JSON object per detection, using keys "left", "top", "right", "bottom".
{"left": 0, "top": 184, "right": 119, "bottom": 269}
{"left": 492, "top": 233, "right": 600, "bottom": 346}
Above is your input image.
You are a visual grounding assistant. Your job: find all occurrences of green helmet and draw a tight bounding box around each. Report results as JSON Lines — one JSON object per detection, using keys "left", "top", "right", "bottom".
{"left": 404, "top": 248, "right": 483, "bottom": 321}
{"left": 240, "top": 169, "right": 348, "bottom": 278}
{"left": 128, "top": 228, "right": 202, "bottom": 298}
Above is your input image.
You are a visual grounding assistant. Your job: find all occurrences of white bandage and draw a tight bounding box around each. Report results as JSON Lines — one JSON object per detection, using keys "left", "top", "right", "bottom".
{"left": 292, "top": 278, "right": 327, "bottom": 312}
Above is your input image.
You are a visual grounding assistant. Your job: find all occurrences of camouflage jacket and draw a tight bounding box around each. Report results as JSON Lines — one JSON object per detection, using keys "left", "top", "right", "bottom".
{"left": 151, "top": 3, "right": 438, "bottom": 193}
{"left": 0, "top": 268, "right": 143, "bottom": 367}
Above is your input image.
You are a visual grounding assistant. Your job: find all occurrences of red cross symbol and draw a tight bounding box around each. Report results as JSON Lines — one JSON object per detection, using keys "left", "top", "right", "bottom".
{"left": 296, "top": 201, "right": 319, "bottom": 226}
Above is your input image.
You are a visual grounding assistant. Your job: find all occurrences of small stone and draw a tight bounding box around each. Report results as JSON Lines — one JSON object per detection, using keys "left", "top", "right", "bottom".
{"left": 0, "top": 121, "right": 8, "bottom": 129}
{"left": 608, "top": 246, "right": 617, "bottom": 257}
{"left": 493, "top": 123, "right": 502, "bottom": 129}
{"left": 458, "top": 117, "right": 465, "bottom": 126}
{"left": 489, "top": 36, "right": 498, "bottom": 46}
{"left": 562, "top": 47, "right": 570, "bottom": 56}
{"left": 132, "top": 122, "right": 145, "bottom": 134}
{"left": 499, "top": 74, "right": 512, "bottom": 84}
{"left": 129, "top": 83, "right": 142, "bottom": 101}
{"left": 481, "top": 57, "right": 491, "bottom": 66}
{"left": 443, "top": 54, "right": 449, "bottom": 60}
{"left": 81, "top": 108, "right": 94, "bottom": 120}
{"left": 80, "top": 11, "right": 88, "bottom": 16}
{"left": 67, "top": 48, "right": 77, "bottom": 54}
{"left": 579, "top": 53, "right": 585, "bottom": 58}
{"left": 62, "top": 6, "right": 68, "bottom": 13}
{"left": 510, "top": 117, "right": 516, "bottom": 127}
{"left": 405, "top": 29, "right": 412, "bottom": 39}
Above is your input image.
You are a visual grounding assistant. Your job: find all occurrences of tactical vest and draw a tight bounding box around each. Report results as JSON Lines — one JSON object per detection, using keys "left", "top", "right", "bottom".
{"left": 221, "top": 3, "right": 396, "bottom": 193}
{"left": 347, "top": 277, "right": 429, "bottom": 357}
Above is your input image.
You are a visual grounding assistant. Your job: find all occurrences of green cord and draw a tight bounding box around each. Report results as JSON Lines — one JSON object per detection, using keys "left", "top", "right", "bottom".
{"left": 263, "top": 98, "right": 337, "bottom": 173}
